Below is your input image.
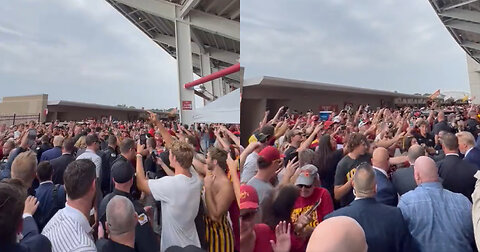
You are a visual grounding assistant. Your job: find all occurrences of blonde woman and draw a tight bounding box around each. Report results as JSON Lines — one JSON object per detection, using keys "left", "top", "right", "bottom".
{"left": 75, "top": 135, "right": 87, "bottom": 156}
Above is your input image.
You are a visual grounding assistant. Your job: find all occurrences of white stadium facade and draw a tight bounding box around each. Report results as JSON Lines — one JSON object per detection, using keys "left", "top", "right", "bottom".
{"left": 106, "top": 0, "right": 240, "bottom": 124}
{"left": 428, "top": 0, "right": 480, "bottom": 104}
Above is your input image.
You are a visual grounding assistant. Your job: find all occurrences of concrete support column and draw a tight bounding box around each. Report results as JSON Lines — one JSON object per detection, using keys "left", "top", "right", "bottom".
{"left": 468, "top": 55, "right": 480, "bottom": 105}
{"left": 211, "top": 67, "right": 223, "bottom": 99}
{"left": 200, "top": 53, "right": 213, "bottom": 105}
{"left": 175, "top": 18, "right": 195, "bottom": 125}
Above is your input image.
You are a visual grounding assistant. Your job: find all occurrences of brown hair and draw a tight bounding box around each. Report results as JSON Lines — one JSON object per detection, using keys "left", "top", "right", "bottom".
{"left": 208, "top": 147, "right": 228, "bottom": 171}
{"left": 0, "top": 179, "right": 26, "bottom": 244}
{"left": 346, "top": 133, "right": 368, "bottom": 153}
{"left": 120, "top": 138, "right": 135, "bottom": 154}
{"left": 168, "top": 140, "right": 194, "bottom": 169}
{"left": 63, "top": 159, "right": 96, "bottom": 200}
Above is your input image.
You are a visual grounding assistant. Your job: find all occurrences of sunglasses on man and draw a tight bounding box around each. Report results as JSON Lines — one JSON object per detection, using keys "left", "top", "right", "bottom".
{"left": 297, "top": 184, "right": 312, "bottom": 189}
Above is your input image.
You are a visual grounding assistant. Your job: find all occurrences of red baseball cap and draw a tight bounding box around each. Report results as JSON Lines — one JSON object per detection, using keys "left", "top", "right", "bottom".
{"left": 240, "top": 185, "right": 259, "bottom": 210}
{"left": 258, "top": 146, "right": 280, "bottom": 163}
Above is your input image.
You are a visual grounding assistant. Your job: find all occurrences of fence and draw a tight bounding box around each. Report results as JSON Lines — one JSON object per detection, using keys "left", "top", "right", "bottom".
{"left": 0, "top": 113, "right": 41, "bottom": 126}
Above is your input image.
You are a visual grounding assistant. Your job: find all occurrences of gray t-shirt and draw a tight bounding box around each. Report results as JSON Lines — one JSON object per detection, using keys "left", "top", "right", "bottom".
{"left": 241, "top": 152, "right": 259, "bottom": 183}
{"left": 247, "top": 177, "right": 273, "bottom": 205}
{"left": 148, "top": 168, "right": 202, "bottom": 251}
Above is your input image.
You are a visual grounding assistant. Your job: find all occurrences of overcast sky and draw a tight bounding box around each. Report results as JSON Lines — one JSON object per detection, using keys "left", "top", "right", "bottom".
{"left": 0, "top": 0, "right": 181, "bottom": 109}
{"left": 241, "top": 0, "right": 470, "bottom": 94}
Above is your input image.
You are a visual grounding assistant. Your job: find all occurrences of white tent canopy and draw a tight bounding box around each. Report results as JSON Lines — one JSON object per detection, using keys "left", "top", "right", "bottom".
{"left": 193, "top": 89, "right": 240, "bottom": 124}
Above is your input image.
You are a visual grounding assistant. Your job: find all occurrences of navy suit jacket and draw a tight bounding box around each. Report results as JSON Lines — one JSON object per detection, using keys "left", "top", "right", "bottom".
{"left": 19, "top": 216, "right": 52, "bottom": 252}
{"left": 464, "top": 147, "right": 480, "bottom": 170}
{"left": 33, "top": 182, "right": 66, "bottom": 231}
{"left": 438, "top": 154, "right": 478, "bottom": 201}
{"left": 50, "top": 154, "right": 75, "bottom": 185}
{"left": 374, "top": 168, "right": 398, "bottom": 206}
{"left": 40, "top": 147, "right": 62, "bottom": 162}
{"left": 325, "top": 198, "right": 419, "bottom": 252}
{"left": 391, "top": 165, "right": 417, "bottom": 196}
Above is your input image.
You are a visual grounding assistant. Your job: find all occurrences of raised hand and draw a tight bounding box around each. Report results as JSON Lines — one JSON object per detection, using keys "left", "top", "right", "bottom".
{"left": 24, "top": 196, "right": 39, "bottom": 215}
{"left": 270, "top": 221, "right": 291, "bottom": 252}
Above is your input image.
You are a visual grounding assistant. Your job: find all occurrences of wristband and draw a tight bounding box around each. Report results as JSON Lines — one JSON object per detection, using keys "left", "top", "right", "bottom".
{"left": 136, "top": 154, "right": 143, "bottom": 158}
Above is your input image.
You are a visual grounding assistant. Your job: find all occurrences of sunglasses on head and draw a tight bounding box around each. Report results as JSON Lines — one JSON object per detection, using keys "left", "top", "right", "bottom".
{"left": 297, "top": 184, "right": 312, "bottom": 189}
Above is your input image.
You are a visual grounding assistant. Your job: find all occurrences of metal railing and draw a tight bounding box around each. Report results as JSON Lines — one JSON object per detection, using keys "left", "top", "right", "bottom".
{"left": 0, "top": 113, "right": 41, "bottom": 126}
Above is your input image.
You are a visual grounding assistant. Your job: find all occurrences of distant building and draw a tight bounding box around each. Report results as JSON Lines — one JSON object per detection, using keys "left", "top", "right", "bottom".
{"left": 0, "top": 94, "right": 177, "bottom": 125}
{"left": 241, "top": 76, "right": 426, "bottom": 144}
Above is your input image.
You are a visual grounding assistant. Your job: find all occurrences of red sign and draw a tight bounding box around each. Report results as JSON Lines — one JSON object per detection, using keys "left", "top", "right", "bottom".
{"left": 182, "top": 101, "right": 192, "bottom": 110}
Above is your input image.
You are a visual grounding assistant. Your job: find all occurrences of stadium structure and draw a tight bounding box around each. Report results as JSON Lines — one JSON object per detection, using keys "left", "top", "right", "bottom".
{"left": 427, "top": 0, "right": 480, "bottom": 104}
{"left": 105, "top": 0, "right": 240, "bottom": 124}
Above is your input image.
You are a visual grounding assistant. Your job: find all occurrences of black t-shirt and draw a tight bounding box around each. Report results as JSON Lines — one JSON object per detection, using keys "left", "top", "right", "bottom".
{"left": 96, "top": 238, "right": 135, "bottom": 252}
{"left": 283, "top": 146, "right": 298, "bottom": 166}
{"left": 98, "top": 189, "right": 159, "bottom": 252}
{"left": 414, "top": 133, "right": 435, "bottom": 148}
{"left": 432, "top": 120, "right": 452, "bottom": 136}
{"left": 466, "top": 118, "right": 480, "bottom": 139}
{"left": 334, "top": 153, "right": 372, "bottom": 207}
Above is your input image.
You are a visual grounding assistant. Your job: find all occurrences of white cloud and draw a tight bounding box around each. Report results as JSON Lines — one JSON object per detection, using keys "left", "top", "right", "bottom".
{"left": 241, "top": 0, "right": 469, "bottom": 94}
{"left": 0, "top": 0, "right": 179, "bottom": 109}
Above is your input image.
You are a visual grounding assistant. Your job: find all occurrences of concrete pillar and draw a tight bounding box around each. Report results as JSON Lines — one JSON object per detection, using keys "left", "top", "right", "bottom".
{"left": 200, "top": 53, "right": 213, "bottom": 105}
{"left": 468, "top": 55, "right": 480, "bottom": 104}
{"left": 175, "top": 18, "right": 195, "bottom": 125}
{"left": 211, "top": 67, "right": 223, "bottom": 99}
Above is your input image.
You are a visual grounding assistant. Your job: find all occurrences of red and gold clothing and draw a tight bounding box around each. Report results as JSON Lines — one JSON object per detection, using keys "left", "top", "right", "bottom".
{"left": 291, "top": 187, "right": 334, "bottom": 228}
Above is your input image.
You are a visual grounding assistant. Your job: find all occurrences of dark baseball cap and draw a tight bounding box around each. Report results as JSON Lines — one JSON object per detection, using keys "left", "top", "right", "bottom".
{"left": 111, "top": 160, "right": 134, "bottom": 183}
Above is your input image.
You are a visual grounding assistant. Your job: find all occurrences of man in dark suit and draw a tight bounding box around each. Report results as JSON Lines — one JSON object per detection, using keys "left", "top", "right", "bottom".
{"left": 50, "top": 138, "right": 76, "bottom": 185}
{"left": 97, "top": 195, "right": 137, "bottom": 252}
{"left": 432, "top": 111, "right": 452, "bottom": 136}
{"left": 371, "top": 147, "right": 398, "bottom": 206}
{"left": 324, "top": 163, "right": 419, "bottom": 252}
{"left": 465, "top": 111, "right": 480, "bottom": 141}
{"left": 392, "top": 145, "right": 425, "bottom": 195}
{"left": 457, "top": 131, "right": 480, "bottom": 170}
{"left": 35, "top": 135, "right": 52, "bottom": 163}
{"left": 437, "top": 133, "right": 478, "bottom": 201}
{"left": 100, "top": 135, "right": 119, "bottom": 196}
{"left": 33, "top": 161, "right": 66, "bottom": 231}
{"left": 39, "top": 136, "right": 64, "bottom": 162}
{"left": 0, "top": 180, "right": 51, "bottom": 252}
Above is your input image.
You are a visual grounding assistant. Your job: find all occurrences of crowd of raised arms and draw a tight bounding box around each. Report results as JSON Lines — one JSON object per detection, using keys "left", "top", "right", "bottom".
{"left": 3, "top": 102, "right": 480, "bottom": 252}
{"left": 240, "top": 103, "right": 480, "bottom": 252}
{"left": 0, "top": 112, "right": 242, "bottom": 252}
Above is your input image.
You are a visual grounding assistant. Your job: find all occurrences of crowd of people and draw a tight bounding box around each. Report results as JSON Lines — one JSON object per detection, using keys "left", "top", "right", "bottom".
{"left": 0, "top": 114, "right": 241, "bottom": 252}
{"left": 240, "top": 103, "right": 480, "bottom": 252}
{"left": 2, "top": 101, "right": 480, "bottom": 252}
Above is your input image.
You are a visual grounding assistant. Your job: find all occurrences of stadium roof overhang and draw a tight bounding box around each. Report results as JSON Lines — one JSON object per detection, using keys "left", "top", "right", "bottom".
{"left": 105, "top": 0, "right": 240, "bottom": 86}
{"left": 428, "top": 0, "right": 480, "bottom": 64}
{"left": 244, "top": 76, "right": 425, "bottom": 99}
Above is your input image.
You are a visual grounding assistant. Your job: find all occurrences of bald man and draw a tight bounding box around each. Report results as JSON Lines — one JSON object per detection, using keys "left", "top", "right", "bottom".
{"left": 306, "top": 216, "right": 367, "bottom": 252}
{"left": 371, "top": 147, "right": 398, "bottom": 206}
{"left": 325, "top": 163, "right": 418, "bottom": 252}
{"left": 97, "top": 195, "right": 137, "bottom": 252}
{"left": 398, "top": 156, "right": 474, "bottom": 252}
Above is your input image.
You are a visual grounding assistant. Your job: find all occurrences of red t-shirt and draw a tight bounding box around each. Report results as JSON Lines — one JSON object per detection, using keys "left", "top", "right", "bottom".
{"left": 254, "top": 224, "right": 306, "bottom": 252}
{"left": 290, "top": 187, "right": 334, "bottom": 228}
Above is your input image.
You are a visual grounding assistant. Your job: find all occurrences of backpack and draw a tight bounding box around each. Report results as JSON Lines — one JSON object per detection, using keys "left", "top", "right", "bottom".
{"left": 37, "top": 184, "right": 63, "bottom": 231}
